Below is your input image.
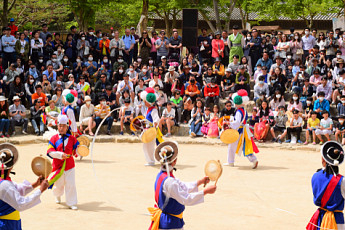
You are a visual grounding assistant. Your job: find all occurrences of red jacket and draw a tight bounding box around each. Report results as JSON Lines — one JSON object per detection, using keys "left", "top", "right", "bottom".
{"left": 204, "top": 83, "right": 220, "bottom": 97}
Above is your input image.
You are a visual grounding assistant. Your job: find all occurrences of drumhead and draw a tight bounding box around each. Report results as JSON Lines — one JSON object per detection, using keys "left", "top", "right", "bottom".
{"left": 141, "top": 127, "right": 157, "bottom": 143}
{"left": 130, "top": 115, "right": 145, "bottom": 132}
{"left": 205, "top": 160, "right": 222, "bottom": 181}
{"left": 220, "top": 129, "right": 239, "bottom": 144}
{"left": 218, "top": 116, "right": 231, "bottom": 129}
{"left": 77, "top": 136, "right": 90, "bottom": 147}
{"left": 31, "top": 156, "right": 52, "bottom": 178}
{"left": 77, "top": 145, "right": 89, "bottom": 157}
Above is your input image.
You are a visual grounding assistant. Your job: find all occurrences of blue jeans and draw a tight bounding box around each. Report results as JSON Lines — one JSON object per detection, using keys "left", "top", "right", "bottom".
{"left": 191, "top": 120, "right": 202, "bottom": 134}
{"left": 95, "top": 116, "right": 113, "bottom": 132}
{"left": 0, "top": 119, "right": 10, "bottom": 133}
{"left": 31, "top": 118, "right": 44, "bottom": 133}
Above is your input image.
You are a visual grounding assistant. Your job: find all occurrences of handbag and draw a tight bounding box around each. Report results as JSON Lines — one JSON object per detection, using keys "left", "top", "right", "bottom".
{"left": 200, "top": 44, "right": 205, "bottom": 51}
{"left": 296, "top": 48, "right": 304, "bottom": 55}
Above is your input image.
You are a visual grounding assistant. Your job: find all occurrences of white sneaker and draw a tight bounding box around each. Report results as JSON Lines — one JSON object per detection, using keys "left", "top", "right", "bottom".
{"left": 55, "top": 197, "right": 61, "bottom": 204}
{"left": 252, "top": 160, "right": 258, "bottom": 169}
{"left": 22, "top": 130, "right": 28, "bottom": 135}
{"left": 69, "top": 205, "right": 78, "bottom": 210}
{"left": 145, "top": 162, "right": 155, "bottom": 166}
{"left": 223, "top": 162, "right": 234, "bottom": 167}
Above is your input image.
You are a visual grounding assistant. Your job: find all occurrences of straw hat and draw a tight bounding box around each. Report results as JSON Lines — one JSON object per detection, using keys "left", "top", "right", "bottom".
{"left": 84, "top": 95, "right": 91, "bottom": 102}
{"left": 0, "top": 143, "right": 19, "bottom": 170}
{"left": 31, "top": 155, "right": 52, "bottom": 178}
{"left": 155, "top": 141, "right": 178, "bottom": 164}
{"left": 12, "top": 96, "right": 20, "bottom": 101}
{"left": 168, "top": 66, "right": 175, "bottom": 72}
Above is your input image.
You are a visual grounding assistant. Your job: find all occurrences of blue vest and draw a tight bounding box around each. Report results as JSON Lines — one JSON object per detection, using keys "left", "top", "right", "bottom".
{"left": 155, "top": 171, "right": 185, "bottom": 229}
{"left": 312, "top": 170, "right": 345, "bottom": 225}
{"left": 0, "top": 180, "right": 21, "bottom": 230}
{"left": 236, "top": 107, "right": 247, "bottom": 134}
{"left": 146, "top": 107, "right": 155, "bottom": 123}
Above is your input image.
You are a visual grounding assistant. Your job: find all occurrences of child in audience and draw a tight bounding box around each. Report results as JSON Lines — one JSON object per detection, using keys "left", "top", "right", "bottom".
{"left": 201, "top": 107, "right": 211, "bottom": 138}
{"left": 335, "top": 115, "right": 345, "bottom": 145}
{"left": 304, "top": 111, "right": 320, "bottom": 145}
{"left": 119, "top": 98, "right": 134, "bottom": 135}
{"left": 248, "top": 108, "right": 259, "bottom": 132}
{"left": 285, "top": 109, "right": 303, "bottom": 144}
{"left": 159, "top": 102, "right": 175, "bottom": 137}
{"left": 208, "top": 105, "right": 220, "bottom": 138}
{"left": 190, "top": 99, "right": 204, "bottom": 137}
{"left": 337, "top": 95, "right": 345, "bottom": 116}
{"left": 257, "top": 100, "right": 272, "bottom": 142}
{"left": 315, "top": 111, "right": 333, "bottom": 145}
{"left": 303, "top": 97, "right": 314, "bottom": 122}
{"left": 270, "top": 106, "right": 288, "bottom": 143}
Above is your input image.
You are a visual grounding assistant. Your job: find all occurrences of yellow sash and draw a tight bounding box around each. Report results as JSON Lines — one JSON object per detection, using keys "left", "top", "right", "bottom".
{"left": 0, "top": 210, "right": 20, "bottom": 221}
{"left": 235, "top": 125, "right": 254, "bottom": 156}
{"left": 320, "top": 208, "right": 342, "bottom": 230}
{"left": 156, "top": 127, "right": 164, "bottom": 144}
{"left": 148, "top": 207, "right": 183, "bottom": 230}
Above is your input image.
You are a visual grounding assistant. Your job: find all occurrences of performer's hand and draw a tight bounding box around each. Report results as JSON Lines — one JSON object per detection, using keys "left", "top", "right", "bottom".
{"left": 32, "top": 175, "right": 44, "bottom": 188}
{"left": 204, "top": 185, "right": 217, "bottom": 195}
{"left": 39, "top": 179, "right": 49, "bottom": 193}
{"left": 198, "top": 176, "right": 210, "bottom": 186}
{"left": 62, "top": 153, "right": 68, "bottom": 159}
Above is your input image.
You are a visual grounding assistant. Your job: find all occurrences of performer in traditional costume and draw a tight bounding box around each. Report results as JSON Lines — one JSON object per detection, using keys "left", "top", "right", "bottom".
{"left": 61, "top": 90, "right": 78, "bottom": 137}
{"left": 148, "top": 141, "right": 217, "bottom": 230}
{"left": 0, "top": 143, "right": 49, "bottom": 229}
{"left": 141, "top": 87, "right": 163, "bottom": 166}
{"left": 307, "top": 141, "right": 345, "bottom": 230}
{"left": 228, "top": 25, "right": 244, "bottom": 63}
{"left": 225, "top": 89, "right": 259, "bottom": 168}
{"left": 47, "top": 114, "right": 79, "bottom": 210}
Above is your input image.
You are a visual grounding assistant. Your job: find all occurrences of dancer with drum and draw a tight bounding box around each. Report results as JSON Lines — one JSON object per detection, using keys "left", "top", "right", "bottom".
{"left": 141, "top": 87, "right": 163, "bottom": 166}
{"left": 306, "top": 141, "right": 345, "bottom": 230}
{"left": 148, "top": 141, "right": 217, "bottom": 230}
{"left": 61, "top": 90, "right": 78, "bottom": 137}
{"left": 47, "top": 114, "right": 79, "bottom": 210}
{"left": 0, "top": 143, "right": 49, "bottom": 229}
{"left": 224, "top": 89, "right": 259, "bottom": 168}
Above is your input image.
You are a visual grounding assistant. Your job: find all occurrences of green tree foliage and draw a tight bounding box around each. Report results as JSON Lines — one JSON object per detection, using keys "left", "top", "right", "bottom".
{"left": 7, "top": 0, "right": 70, "bottom": 31}
{"left": 95, "top": 0, "right": 142, "bottom": 33}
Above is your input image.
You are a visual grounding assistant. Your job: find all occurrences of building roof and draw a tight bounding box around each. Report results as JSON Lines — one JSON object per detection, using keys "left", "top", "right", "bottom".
{"left": 149, "top": 7, "right": 342, "bottom": 21}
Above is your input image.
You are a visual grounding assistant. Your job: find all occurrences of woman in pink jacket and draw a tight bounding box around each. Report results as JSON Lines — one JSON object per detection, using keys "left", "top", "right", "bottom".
{"left": 212, "top": 31, "right": 224, "bottom": 61}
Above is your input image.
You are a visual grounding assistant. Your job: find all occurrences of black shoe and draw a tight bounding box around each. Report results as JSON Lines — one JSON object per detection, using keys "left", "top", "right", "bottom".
{"left": 175, "top": 123, "right": 180, "bottom": 127}
{"left": 106, "top": 130, "right": 112, "bottom": 135}
{"left": 272, "top": 138, "right": 277, "bottom": 142}
{"left": 36, "top": 132, "right": 40, "bottom": 136}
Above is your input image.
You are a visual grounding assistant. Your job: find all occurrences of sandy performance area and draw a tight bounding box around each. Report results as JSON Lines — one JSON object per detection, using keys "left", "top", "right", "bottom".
{"left": 10, "top": 142, "right": 336, "bottom": 229}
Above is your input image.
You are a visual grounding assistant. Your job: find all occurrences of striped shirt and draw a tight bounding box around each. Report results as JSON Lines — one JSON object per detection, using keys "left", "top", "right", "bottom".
{"left": 94, "top": 104, "right": 110, "bottom": 119}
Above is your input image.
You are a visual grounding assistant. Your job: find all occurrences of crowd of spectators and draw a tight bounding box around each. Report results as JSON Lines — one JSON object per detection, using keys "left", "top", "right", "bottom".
{"left": 1, "top": 19, "right": 345, "bottom": 143}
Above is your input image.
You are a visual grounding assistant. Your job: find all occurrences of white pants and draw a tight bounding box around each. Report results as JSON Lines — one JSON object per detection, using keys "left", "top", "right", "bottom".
{"left": 227, "top": 141, "right": 257, "bottom": 164}
{"left": 315, "top": 129, "right": 332, "bottom": 135}
{"left": 143, "top": 140, "right": 155, "bottom": 164}
{"left": 53, "top": 167, "right": 77, "bottom": 206}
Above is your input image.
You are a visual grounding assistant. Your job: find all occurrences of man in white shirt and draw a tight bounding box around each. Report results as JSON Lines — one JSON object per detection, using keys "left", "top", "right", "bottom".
{"left": 148, "top": 141, "right": 216, "bottom": 230}
{"left": 116, "top": 73, "right": 134, "bottom": 104}
{"left": 302, "top": 28, "right": 316, "bottom": 61}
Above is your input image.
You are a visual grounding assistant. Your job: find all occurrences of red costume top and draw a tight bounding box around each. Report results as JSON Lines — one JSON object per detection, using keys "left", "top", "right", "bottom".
{"left": 47, "top": 133, "right": 79, "bottom": 172}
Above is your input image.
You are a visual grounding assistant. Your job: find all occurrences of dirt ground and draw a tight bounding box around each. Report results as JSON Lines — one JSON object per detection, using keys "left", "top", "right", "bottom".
{"left": 11, "top": 143, "right": 333, "bottom": 229}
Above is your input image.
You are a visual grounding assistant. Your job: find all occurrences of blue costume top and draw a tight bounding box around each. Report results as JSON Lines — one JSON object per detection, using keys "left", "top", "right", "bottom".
{"left": 236, "top": 107, "right": 247, "bottom": 135}
{"left": 155, "top": 171, "right": 185, "bottom": 229}
{"left": 312, "top": 170, "right": 345, "bottom": 225}
{"left": 0, "top": 179, "right": 21, "bottom": 230}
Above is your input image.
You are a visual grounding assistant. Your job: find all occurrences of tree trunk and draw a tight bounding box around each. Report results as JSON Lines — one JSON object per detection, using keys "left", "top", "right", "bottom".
{"left": 213, "top": 0, "right": 221, "bottom": 31}
{"left": 225, "top": 0, "right": 237, "bottom": 31}
{"left": 2, "top": 0, "right": 9, "bottom": 27}
{"left": 164, "top": 10, "right": 171, "bottom": 37}
{"left": 239, "top": 7, "right": 245, "bottom": 29}
{"left": 199, "top": 9, "right": 217, "bottom": 32}
{"left": 140, "top": 0, "right": 149, "bottom": 31}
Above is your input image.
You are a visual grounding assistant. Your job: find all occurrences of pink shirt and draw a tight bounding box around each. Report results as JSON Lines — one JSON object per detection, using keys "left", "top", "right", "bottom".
{"left": 287, "top": 101, "right": 302, "bottom": 112}
{"left": 151, "top": 37, "right": 158, "bottom": 52}
{"left": 309, "top": 74, "right": 322, "bottom": 86}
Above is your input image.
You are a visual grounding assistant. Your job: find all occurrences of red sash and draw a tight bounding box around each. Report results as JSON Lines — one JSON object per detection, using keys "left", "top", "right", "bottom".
{"left": 306, "top": 174, "right": 342, "bottom": 230}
